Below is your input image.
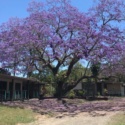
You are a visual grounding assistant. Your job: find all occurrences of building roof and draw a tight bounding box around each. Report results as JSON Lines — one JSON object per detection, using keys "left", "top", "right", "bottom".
{"left": 0, "top": 74, "right": 44, "bottom": 85}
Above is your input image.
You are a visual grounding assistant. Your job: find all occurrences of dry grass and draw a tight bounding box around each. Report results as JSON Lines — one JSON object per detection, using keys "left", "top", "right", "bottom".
{"left": 0, "top": 105, "right": 36, "bottom": 125}
{"left": 107, "top": 112, "right": 125, "bottom": 125}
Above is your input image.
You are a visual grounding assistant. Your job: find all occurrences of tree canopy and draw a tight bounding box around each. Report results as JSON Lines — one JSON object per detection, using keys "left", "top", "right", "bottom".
{"left": 0, "top": 0, "right": 125, "bottom": 97}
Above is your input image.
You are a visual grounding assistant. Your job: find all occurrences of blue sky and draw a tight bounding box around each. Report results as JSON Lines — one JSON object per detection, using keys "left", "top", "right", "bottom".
{"left": 0, "top": 0, "right": 94, "bottom": 25}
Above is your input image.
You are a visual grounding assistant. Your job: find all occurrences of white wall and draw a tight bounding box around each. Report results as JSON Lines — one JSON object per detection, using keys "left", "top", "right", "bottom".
{"left": 73, "top": 83, "right": 82, "bottom": 90}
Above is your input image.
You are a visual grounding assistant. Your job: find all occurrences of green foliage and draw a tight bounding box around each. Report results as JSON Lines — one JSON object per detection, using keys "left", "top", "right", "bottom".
{"left": 0, "top": 105, "right": 36, "bottom": 125}
{"left": 31, "top": 62, "right": 91, "bottom": 85}
{"left": 55, "top": 71, "right": 67, "bottom": 83}
{"left": 68, "top": 62, "right": 91, "bottom": 83}
{"left": 90, "top": 62, "right": 100, "bottom": 77}
{"left": 44, "top": 84, "right": 56, "bottom": 97}
{"left": 66, "top": 90, "right": 76, "bottom": 99}
{"left": 31, "top": 62, "right": 91, "bottom": 98}
{"left": 97, "top": 92, "right": 101, "bottom": 96}
{"left": 104, "top": 88, "right": 108, "bottom": 95}
{"left": 75, "top": 90, "right": 85, "bottom": 97}
{"left": 31, "top": 66, "right": 54, "bottom": 83}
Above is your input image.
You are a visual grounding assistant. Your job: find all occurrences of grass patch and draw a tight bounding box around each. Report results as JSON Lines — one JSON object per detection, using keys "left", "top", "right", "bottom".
{"left": 0, "top": 105, "right": 36, "bottom": 125}
{"left": 107, "top": 112, "right": 125, "bottom": 125}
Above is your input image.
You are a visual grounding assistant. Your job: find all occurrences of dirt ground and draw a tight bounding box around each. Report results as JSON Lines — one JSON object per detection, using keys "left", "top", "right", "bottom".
{"left": 3, "top": 97, "right": 125, "bottom": 125}
{"left": 18, "top": 111, "right": 119, "bottom": 125}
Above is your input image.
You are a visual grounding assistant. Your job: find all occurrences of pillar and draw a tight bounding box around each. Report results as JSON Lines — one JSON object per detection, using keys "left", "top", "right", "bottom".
{"left": 6, "top": 81, "right": 10, "bottom": 100}
{"left": 6, "top": 81, "right": 9, "bottom": 92}
{"left": 12, "top": 80, "right": 15, "bottom": 101}
{"left": 27, "top": 81, "right": 29, "bottom": 100}
{"left": 20, "top": 82, "right": 23, "bottom": 100}
{"left": 101, "top": 82, "right": 104, "bottom": 96}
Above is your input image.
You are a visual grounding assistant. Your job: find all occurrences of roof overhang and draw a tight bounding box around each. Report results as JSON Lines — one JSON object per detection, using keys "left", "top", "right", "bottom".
{"left": 0, "top": 74, "right": 44, "bottom": 85}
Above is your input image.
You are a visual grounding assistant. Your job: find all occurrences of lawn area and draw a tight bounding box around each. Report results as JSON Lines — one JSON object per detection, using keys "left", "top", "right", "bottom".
{"left": 0, "top": 105, "right": 36, "bottom": 125}
{"left": 107, "top": 112, "right": 125, "bottom": 125}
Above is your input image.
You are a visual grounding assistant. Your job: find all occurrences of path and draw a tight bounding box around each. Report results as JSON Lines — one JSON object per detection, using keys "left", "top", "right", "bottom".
{"left": 18, "top": 111, "right": 118, "bottom": 125}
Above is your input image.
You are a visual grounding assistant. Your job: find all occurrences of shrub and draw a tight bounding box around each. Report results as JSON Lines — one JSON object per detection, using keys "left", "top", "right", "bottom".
{"left": 104, "top": 89, "right": 108, "bottom": 95}
{"left": 77, "top": 90, "right": 85, "bottom": 97}
{"left": 43, "top": 84, "right": 56, "bottom": 97}
{"left": 66, "top": 90, "right": 76, "bottom": 99}
{"left": 74, "top": 90, "right": 85, "bottom": 98}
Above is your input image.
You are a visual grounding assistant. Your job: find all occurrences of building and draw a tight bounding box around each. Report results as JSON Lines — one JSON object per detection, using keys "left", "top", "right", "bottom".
{"left": 73, "top": 81, "right": 125, "bottom": 96}
{"left": 0, "top": 74, "right": 44, "bottom": 101}
{"left": 103, "top": 81, "right": 125, "bottom": 96}
{"left": 98, "top": 77, "right": 125, "bottom": 96}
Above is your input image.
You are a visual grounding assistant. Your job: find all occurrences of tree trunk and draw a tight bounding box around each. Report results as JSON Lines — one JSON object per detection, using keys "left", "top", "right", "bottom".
{"left": 54, "top": 81, "right": 64, "bottom": 100}
{"left": 93, "top": 77, "right": 97, "bottom": 97}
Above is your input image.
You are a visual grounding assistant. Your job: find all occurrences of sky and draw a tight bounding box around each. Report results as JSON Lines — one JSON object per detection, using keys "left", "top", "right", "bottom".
{"left": 0, "top": 0, "right": 94, "bottom": 25}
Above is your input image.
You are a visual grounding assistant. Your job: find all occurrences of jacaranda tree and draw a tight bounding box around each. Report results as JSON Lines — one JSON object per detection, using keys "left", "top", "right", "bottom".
{"left": 0, "top": 0, "right": 125, "bottom": 98}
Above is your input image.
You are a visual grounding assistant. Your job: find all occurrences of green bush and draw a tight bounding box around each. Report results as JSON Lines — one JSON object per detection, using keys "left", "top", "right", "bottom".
{"left": 43, "top": 84, "right": 56, "bottom": 97}
{"left": 67, "top": 90, "right": 76, "bottom": 99}
{"left": 74, "top": 90, "right": 85, "bottom": 98}
{"left": 77, "top": 90, "right": 85, "bottom": 97}
{"left": 104, "top": 88, "right": 108, "bottom": 95}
